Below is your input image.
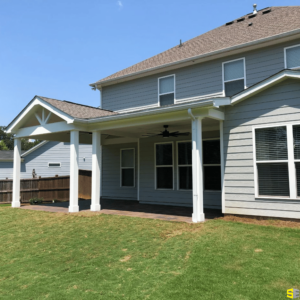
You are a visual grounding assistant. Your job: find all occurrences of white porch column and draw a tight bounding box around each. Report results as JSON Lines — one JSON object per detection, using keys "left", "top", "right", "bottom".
{"left": 69, "top": 130, "right": 79, "bottom": 213}
{"left": 192, "top": 117, "right": 205, "bottom": 223}
{"left": 90, "top": 131, "right": 101, "bottom": 211}
{"left": 12, "top": 138, "right": 21, "bottom": 207}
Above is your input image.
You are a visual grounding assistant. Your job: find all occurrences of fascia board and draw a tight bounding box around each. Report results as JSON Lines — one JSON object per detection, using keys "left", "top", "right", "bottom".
{"left": 231, "top": 70, "right": 300, "bottom": 104}
{"left": 6, "top": 97, "right": 75, "bottom": 134}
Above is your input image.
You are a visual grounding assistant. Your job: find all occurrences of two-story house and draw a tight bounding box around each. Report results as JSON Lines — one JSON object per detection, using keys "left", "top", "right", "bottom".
{"left": 5, "top": 5, "right": 300, "bottom": 222}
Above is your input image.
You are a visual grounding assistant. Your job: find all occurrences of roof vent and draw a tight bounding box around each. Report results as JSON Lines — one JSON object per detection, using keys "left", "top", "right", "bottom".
{"left": 237, "top": 17, "right": 245, "bottom": 22}
{"left": 248, "top": 14, "right": 256, "bottom": 19}
{"left": 253, "top": 3, "right": 257, "bottom": 15}
{"left": 262, "top": 8, "right": 271, "bottom": 14}
{"left": 179, "top": 39, "right": 183, "bottom": 47}
{"left": 226, "top": 21, "right": 234, "bottom": 26}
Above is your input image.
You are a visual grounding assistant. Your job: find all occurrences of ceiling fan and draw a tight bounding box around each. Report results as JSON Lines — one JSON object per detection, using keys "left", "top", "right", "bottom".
{"left": 142, "top": 125, "right": 190, "bottom": 138}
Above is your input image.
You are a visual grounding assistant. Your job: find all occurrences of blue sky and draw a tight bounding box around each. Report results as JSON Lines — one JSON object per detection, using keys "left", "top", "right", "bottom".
{"left": 1, "top": 0, "right": 299, "bottom": 126}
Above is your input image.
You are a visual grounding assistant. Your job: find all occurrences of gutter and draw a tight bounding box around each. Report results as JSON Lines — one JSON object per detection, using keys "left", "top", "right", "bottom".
{"left": 90, "top": 28, "right": 300, "bottom": 88}
{"left": 73, "top": 97, "right": 229, "bottom": 125}
{"left": 187, "top": 108, "right": 196, "bottom": 120}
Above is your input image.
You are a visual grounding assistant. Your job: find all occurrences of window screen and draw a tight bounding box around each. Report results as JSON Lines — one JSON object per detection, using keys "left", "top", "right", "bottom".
{"left": 223, "top": 59, "right": 245, "bottom": 97}
{"left": 156, "top": 143, "right": 173, "bottom": 189}
{"left": 255, "top": 127, "right": 287, "bottom": 161}
{"left": 293, "top": 125, "right": 300, "bottom": 159}
{"left": 255, "top": 126, "right": 290, "bottom": 197}
{"left": 159, "top": 76, "right": 175, "bottom": 106}
{"left": 121, "top": 149, "right": 135, "bottom": 187}
{"left": 257, "top": 163, "right": 290, "bottom": 197}
{"left": 295, "top": 163, "right": 300, "bottom": 197}
{"left": 286, "top": 45, "right": 300, "bottom": 69}
{"left": 203, "top": 140, "right": 221, "bottom": 191}
{"left": 178, "top": 142, "right": 192, "bottom": 190}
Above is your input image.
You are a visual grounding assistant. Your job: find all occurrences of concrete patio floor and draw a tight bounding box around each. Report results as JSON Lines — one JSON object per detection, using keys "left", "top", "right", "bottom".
{"left": 21, "top": 199, "right": 223, "bottom": 223}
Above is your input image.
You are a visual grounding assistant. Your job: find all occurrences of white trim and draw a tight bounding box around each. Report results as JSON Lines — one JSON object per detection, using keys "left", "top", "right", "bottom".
{"left": 90, "top": 28, "right": 300, "bottom": 88}
{"left": 91, "top": 131, "right": 101, "bottom": 211}
{"left": 175, "top": 92, "right": 224, "bottom": 104}
{"left": 6, "top": 96, "right": 75, "bottom": 134}
{"left": 252, "top": 123, "right": 299, "bottom": 200}
{"left": 21, "top": 141, "right": 49, "bottom": 157}
{"left": 48, "top": 162, "right": 61, "bottom": 168}
{"left": 154, "top": 141, "right": 174, "bottom": 190}
{"left": 120, "top": 148, "right": 135, "bottom": 188}
{"left": 220, "top": 121, "right": 225, "bottom": 213}
{"left": 222, "top": 57, "right": 246, "bottom": 97}
{"left": 12, "top": 138, "right": 21, "bottom": 208}
{"left": 176, "top": 140, "right": 192, "bottom": 191}
{"left": 137, "top": 139, "right": 140, "bottom": 200}
{"left": 158, "top": 74, "right": 176, "bottom": 107}
{"left": 231, "top": 69, "right": 300, "bottom": 105}
{"left": 115, "top": 103, "right": 158, "bottom": 114}
{"left": 284, "top": 44, "right": 300, "bottom": 69}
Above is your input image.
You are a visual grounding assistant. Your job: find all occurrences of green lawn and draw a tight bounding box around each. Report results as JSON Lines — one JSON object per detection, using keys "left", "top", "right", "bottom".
{"left": 0, "top": 207, "right": 299, "bottom": 299}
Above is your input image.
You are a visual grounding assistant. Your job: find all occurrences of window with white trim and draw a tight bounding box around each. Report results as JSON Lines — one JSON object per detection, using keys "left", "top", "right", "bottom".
{"left": 285, "top": 45, "right": 300, "bottom": 69}
{"left": 158, "top": 75, "right": 175, "bottom": 106}
{"left": 121, "top": 149, "right": 135, "bottom": 187}
{"left": 223, "top": 58, "right": 245, "bottom": 97}
{"left": 254, "top": 124, "right": 300, "bottom": 198}
{"left": 155, "top": 143, "right": 173, "bottom": 189}
{"left": 203, "top": 140, "right": 221, "bottom": 191}
{"left": 48, "top": 163, "right": 61, "bottom": 167}
{"left": 177, "top": 142, "right": 192, "bottom": 190}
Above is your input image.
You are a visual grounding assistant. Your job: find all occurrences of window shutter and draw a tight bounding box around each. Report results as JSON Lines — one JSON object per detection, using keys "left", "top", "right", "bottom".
{"left": 255, "top": 127, "right": 288, "bottom": 161}
{"left": 286, "top": 46, "right": 300, "bottom": 69}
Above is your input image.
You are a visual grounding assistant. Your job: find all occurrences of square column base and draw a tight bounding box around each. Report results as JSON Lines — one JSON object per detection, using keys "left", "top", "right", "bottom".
{"left": 11, "top": 202, "right": 21, "bottom": 208}
{"left": 90, "top": 204, "right": 101, "bottom": 211}
{"left": 192, "top": 213, "right": 205, "bottom": 223}
{"left": 69, "top": 205, "right": 79, "bottom": 213}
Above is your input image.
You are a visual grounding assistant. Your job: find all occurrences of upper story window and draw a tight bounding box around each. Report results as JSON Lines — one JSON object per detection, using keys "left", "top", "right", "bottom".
{"left": 158, "top": 75, "right": 175, "bottom": 106}
{"left": 222, "top": 58, "right": 246, "bottom": 97}
{"left": 285, "top": 45, "right": 300, "bottom": 69}
{"left": 121, "top": 149, "right": 135, "bottom": 187}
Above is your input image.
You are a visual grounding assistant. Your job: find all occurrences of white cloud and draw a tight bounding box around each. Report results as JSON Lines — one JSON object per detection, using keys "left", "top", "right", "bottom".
{"left": 117, "top": 1, "right": 123, "bottom": 9}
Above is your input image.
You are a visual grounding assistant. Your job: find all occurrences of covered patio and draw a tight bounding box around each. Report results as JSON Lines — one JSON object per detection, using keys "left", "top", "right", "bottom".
{"left": 6, "top": 95, "right": 227, "bottom": 223}
{"left": 20, "top": 199, "right": 223, "bottom": 223}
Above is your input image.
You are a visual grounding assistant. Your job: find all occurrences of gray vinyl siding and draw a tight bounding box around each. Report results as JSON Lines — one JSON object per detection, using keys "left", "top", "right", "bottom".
{"left": 0, "top": 142, "right": 92, "bottom": 180}
{"left": 223, "top": 78, "right": 300, "bottom": 219}
{"left": 101, "top": 143, "right": 138, "bottom": 200}
{"left": 101, "top": 39, "right": 300, "bottom": 112}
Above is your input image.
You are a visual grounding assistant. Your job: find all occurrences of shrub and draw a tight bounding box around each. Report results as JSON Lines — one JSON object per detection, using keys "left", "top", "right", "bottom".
{"left": 29, "top": 198, "right": 43, "bottom": 205}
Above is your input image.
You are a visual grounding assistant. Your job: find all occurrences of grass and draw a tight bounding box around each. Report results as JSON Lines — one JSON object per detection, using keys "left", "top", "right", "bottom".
{"left": 0, "top": 207, "right": 300, "bottom": 299}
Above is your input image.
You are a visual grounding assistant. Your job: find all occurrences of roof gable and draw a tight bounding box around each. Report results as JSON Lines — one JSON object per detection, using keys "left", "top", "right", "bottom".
{"left": 92, "top": 6, "right": 300, "bottom": 87}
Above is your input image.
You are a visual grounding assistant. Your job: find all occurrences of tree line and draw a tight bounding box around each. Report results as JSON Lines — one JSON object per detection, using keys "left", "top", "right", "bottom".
{"left": 0, "top": 126, "right": 41, "bottom": 151}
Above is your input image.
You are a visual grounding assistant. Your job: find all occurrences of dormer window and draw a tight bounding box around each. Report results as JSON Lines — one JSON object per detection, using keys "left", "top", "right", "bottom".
{"left": 158, "top": 75, "right": 175, "bottom": 106}
{"left": 285, "top": 45, "right": 300, "bottom": 69}
{"left": 222, "top": 58, "right": 246, "bottom": 97}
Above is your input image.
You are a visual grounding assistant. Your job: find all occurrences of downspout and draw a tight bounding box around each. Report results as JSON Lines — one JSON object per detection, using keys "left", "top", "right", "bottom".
{"left": 187, "top": 108, "right": 196, "bottom": 120}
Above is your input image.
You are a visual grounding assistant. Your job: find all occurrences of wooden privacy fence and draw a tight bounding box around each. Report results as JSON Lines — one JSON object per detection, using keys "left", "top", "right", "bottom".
{"left": 0, "top": 170, "right": 92, "bottom": 203}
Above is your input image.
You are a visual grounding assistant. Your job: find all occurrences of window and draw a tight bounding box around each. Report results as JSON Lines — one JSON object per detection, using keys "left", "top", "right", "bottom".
{"left": 177, "top": 142, "right": 192, "bottom": 190}
{"left": 253, "top": 124, "right": 300, "bottom": 199}
{"left": 158, "top": 75, "right": 175, "bottom": 106}
{"left": 285, "top": 45, "right": 300, "bottom": 69}
{"left": 203, "top": 140, "right": 221, "bottom": 191}
{"left": 223, "top": 58, "right": 246, "bottom": 97}
{"left": 155, "top": 143, "right": 173, "bottom": 189}
{"left": 48, "top": 163, "right": 61, "bottom": 167}
{"left": 121, "top": 149, "right": 135, "bottom": 187}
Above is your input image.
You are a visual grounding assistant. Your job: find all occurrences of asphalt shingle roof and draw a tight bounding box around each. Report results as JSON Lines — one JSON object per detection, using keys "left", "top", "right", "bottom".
{"left": 38, "top": 96, "right": 117, "bottom": 119}
{"left": 0, "top": 150, "right": 25, "bottom": 160}
{"left": 93, "top": 6, "right": 300, "bottom": 85}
